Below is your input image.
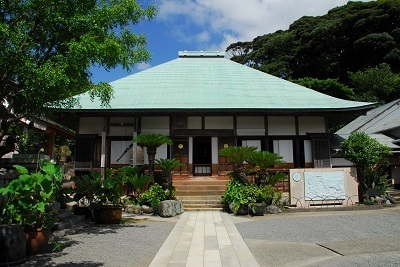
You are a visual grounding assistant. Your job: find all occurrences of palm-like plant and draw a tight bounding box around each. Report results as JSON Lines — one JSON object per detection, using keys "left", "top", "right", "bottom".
{"left": 156, "top": 158, "right": 184, "bottom": 190}
{"left": 133, "top": 134, "right": 172, "bottom": 178}
{"left": 248, "top": 151, "right": 284, "bottom": 186}
{"left": 118, "top": 166, "right": 152, "bottom": 201}
{"left": 219, "top": 146, "right": 257, "bottom": 184}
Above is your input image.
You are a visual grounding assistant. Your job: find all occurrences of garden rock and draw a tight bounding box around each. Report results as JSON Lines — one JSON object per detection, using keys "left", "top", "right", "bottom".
{"left": 174, "top": 200, "right": 184, "bottom": 214}
{"left": 385, "top": 195, "right": 396, "bottom": 204}
{"left": 125, "top": 204, "right": 142, "bottom": 214}
{"left": 141, "top": 205, "right": 154, "bottom": 214}
{"left": 266, "top": 205, "right": 282, "bottom": 214}
{"left": 158, "top": 200, "right": 176, "bottom": 217}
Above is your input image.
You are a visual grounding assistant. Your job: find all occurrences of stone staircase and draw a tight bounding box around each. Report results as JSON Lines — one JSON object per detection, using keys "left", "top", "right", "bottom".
{"left": 388, "top": 189, "right": 400, "bottom": 204}
{"left": 174, "top": 177, "right": 230, "bottom": 211}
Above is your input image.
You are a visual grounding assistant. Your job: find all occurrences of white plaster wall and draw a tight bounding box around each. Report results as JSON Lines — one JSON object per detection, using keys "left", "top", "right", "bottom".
{"left": 143, "top": 143, "right": 167, "bottom": 164}
{"left": 237, "top": 116, "right": 265, "bottom": 135}
{"left": 304, "top": 140, "right": 313, "bottom": 163}
{"left": 242, "top": 140, "right": 261, "bottom": 151}
{"left": 273, "top": 140, "right": 293, "bottom": 163}
{"left": 268, "top": 116, "right": 296, "bottom": 135}
{"left": 205, "top": 116, "right": 233, "bottom": 129}
{"left": 79, "top": 117, "right": 103, "bottom": 135}
{"left": 188, "top": 137, "right": 193, "bottom": 164}
{"left": 211, "top": 137, "right": 219, "bottom": 164}
{"left": 141, "top": 116, "right": 170, "bottom": 135}
{"left": 299, "top": 116, "right": 326, "bottom": 135}
{"left": 110, "top": 141, "right": 132, "bottom": 164}
{"left": 188, "top": 117, "right": 202, "bottom": 129}
{"left": 110, "top": 117, "right": 134, "bottom": 123}
{"left": 109, "top": 126, "right": 134, "bottom": 136}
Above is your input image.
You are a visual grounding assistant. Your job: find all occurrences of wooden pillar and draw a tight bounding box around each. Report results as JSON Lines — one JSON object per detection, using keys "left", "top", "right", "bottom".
{"left": 101, "top": 117, "right": 107, "bottom": 178}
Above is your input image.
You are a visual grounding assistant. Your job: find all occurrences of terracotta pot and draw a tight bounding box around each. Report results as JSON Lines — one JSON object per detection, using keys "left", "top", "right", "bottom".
{"left": 0, "top": 224, "right": 26, "bottom": 266}
{"left": 25, "top": 228, "right": 51, "bottom": 255}
{"left": 94, "top": 206, "right": 123, "bottom": 224}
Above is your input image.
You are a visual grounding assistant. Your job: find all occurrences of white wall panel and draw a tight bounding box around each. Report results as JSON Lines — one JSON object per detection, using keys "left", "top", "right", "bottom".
{"left": 273, "top": 140, "right": 293, "bottom": 163}
{"left": 242, "top": 140, "right": 261, "bottom": 151}
{"left": 188, "top": 117, "right": 202, "bottom": 129}
{"left": 110, "top": 141, "right": 132, "bottom": 164}
{"left": 299, "top": 116, "right": 326, "bottom": 135}
{"left": 205, "top": 116, "right": 233, "bottom": 129}
{"left": 109, "top": 126, "right": 134, "bottom": 136}
{"left": 212, "top": 137, "right": 219, "bottom": 164}
{"left": 79, "top": 117, "right": 103, "bottom": 135}
{"left": 304, "top": 140, "right": 313, "bottom": 163}
{"left": 268, "top": 116, "right": 295, "bottom": 135}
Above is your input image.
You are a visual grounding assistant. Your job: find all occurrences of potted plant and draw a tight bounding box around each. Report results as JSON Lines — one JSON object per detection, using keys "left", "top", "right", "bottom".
{"left": 155, "top": 158, "right": 184, "bottom": 190}
{"left": 248, "top": 185, "right": 276, "bottom": 216}
{"left": 0, "top": 159, "right": 62, "bottom": 255}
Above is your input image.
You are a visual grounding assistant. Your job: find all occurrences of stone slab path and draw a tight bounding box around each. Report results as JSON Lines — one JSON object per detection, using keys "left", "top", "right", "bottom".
{"left": 149, "top": 211, "right": 259, "bottom": 267}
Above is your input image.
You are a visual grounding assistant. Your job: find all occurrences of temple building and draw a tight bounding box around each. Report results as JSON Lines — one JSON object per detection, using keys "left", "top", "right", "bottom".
{"left": 56, "top": 51, "right": 373, "bottom": 176}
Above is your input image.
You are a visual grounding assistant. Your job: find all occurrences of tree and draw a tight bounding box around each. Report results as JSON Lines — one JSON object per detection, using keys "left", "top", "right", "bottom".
{"left": 219, "top": 146, "right": 257, "bottom": 184}
{"left": 132, "top": 134, "right": 172, "bottom": 178}
{"left": 340, "top": 132, "right": 391, "bottom": 202}
{"left": 0, "top": 0, "right": 157, "bottom": 157}
{"left": 292, "top": 78, "right": 354, "bottom": 100}
{"left": 247, "top": 151, "right": 285, "bottom": 186}
{"left": 349, "top": 63, "right": 400, "bottom": 104}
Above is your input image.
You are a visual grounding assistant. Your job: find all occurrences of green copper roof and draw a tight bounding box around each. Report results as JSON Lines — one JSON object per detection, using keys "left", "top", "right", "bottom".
{"left": 73, "top": 51, "right": 373, "bottom": 111}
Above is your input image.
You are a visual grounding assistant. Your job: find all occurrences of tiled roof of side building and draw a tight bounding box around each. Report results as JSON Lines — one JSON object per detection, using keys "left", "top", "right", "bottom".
{"left": 71, "top": 51, "right": 374, "bottom": 111}
{"left": 336, "top": 99, "right": 400, "bottom": 134}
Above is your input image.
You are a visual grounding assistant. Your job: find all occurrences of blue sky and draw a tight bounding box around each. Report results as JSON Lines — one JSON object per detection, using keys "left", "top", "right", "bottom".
{"left": 91, "top": 0, "right": 372, "bottom": 84}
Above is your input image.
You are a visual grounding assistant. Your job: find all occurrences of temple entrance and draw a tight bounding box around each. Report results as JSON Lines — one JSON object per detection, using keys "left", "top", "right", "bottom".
{"left": 193, "top": 136, "right": 212, "bottom": 176}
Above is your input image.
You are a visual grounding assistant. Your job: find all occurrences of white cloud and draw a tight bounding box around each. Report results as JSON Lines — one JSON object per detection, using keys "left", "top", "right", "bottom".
{"left": 157, "top": 0, "right": 374, "bottom": 51}
{"left": 136, "top": 62, "right": 152, "bottom": 71}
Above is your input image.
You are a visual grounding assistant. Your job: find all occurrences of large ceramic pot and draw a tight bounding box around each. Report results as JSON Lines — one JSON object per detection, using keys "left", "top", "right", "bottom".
{"left": 25, "top": 228, "right": 51, "bottom": 255}
{"left": 248, "top": 203, "right": 266, "bottom": 216}
{"left": 0, "top": 224, "right": 26, "bottom": 266}
{"left": 94, "top": 206, "right": 123, "bottom": 224}
{"left": 233, "top": 204, "right": 249, "bottom": 215}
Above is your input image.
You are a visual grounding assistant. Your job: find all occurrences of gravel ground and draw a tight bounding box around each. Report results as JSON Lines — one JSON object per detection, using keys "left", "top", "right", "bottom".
{"left": 24, "top": 216, "right": 177, "bottom": 267}
{"left": 234, "top": 207, "right": 400, "bottom": 267}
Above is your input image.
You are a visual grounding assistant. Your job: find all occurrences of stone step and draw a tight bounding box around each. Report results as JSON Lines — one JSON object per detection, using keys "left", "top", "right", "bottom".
{"left": 174, "top": 184, "right": 228, "bottom": 191}
{"left": 184, "top": 203, "right": 225, "bottom": 209}
{"left": 184, "top": 207, "right": 224, "bottom": 211}
{"left": 173, "top": 180, "right": 230, "bottom": 186}
{"left": 181, "top": 199, "right": 222, "bottom": 205}
{"left": 178, "top": 195, "right": 222, "bottom": 201}
{"left": 175, "top": 190, "right": 225, "bottom": 196}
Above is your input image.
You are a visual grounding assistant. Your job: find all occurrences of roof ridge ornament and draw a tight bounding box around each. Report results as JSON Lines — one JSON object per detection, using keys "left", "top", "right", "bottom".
{"left": 178, "top": 50, "right": 225, "bottom": 58}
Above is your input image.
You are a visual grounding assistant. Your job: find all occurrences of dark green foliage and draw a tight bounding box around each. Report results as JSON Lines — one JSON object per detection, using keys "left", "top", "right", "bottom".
{"left": 227, "top": 0, "right": 400, "bottom": 103}
{"left": 340, "top": 132, "right": 392, "bottom": 202}
{"left": 219, "top": 146, "right": 257, "bottom": 184}
{"left": 0, "top": 160, "right": 63, "bottom": 228}
{"left": 138, "top": 184, "right": 175, "bottom": 213}
{"left": 0, "top": 0, "right": 157, "bottom": 157}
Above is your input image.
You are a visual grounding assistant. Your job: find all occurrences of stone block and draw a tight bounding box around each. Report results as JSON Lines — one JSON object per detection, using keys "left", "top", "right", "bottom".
{"left": 158, "top": 200, "right": 176, "bottom": 217}
{"left": 266, "top": 205, "right": 282, "bottom": 214}
{"left": 174, "top": 200, "right": 184, "bottom": 214}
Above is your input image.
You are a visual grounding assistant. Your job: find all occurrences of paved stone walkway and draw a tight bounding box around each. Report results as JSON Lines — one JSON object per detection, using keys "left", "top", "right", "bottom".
{"left": 149, "top": 211, "right": 259, "bottom": 267}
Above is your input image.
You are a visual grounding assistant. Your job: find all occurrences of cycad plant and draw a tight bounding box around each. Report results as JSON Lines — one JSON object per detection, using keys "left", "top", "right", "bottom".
{"left": 119, "top": 166, "right": 152, "bottom": 202}
{"left": 219, "top": 146, "right": 257, "bottom": 184}
{"left": 156, "top": 158, "right": 184, "bottom": 190}
{"left": 133, "top": 133, "right": 172, "bottom": 178}
{"left": 248, "top": 151, "right": 284, "bottom": 186}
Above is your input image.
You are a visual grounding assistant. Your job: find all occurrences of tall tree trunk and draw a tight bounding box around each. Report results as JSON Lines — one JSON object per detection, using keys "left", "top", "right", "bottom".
{"left": 147, "top": 148, "right": 157, "bottom": 179}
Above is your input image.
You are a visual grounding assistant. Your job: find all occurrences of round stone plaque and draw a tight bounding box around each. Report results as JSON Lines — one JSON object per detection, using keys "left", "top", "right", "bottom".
{"left": 292, "top": 172, "right": 302, "bottom": 182}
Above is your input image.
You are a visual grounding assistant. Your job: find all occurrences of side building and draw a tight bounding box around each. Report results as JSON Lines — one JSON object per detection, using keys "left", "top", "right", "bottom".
{"left": 56, "top": 51, "right": 373, "bottom": 177}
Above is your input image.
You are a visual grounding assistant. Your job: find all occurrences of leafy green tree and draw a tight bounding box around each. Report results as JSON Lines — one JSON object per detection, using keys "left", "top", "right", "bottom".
{"left": 292, "top": 78, "right": 355, "bottom": 100}
{"left": 349, "top": 63, "right": 400, "bottom": 104}
{"left": 132, "top": 134, "right": 172, "bottom": 178}
{"left": 0, "top": 0, "right": 157, "bottom": 157}
{"left": 155, "top": 158, "right": 184, "bottom": 190}
{"left": 219, "top": 146, "right": 257, "bottom": 184}
{"left": 227, "top": 0, "right": 400, "bottom": 102}
{"left": 340, "top": 132, "right": 391, "bottom": 202}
